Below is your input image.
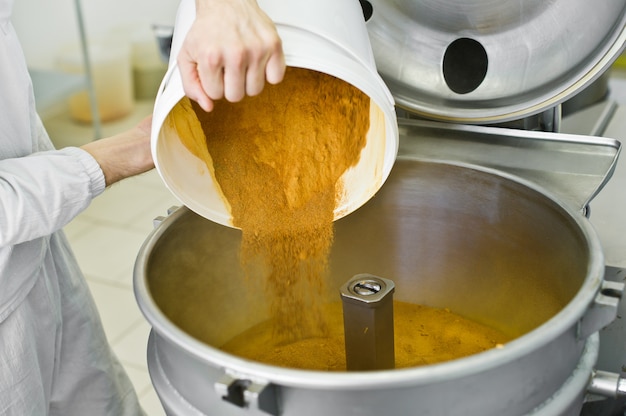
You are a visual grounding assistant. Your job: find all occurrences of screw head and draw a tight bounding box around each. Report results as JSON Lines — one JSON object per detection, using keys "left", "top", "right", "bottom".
{"left": 353, "top": 280, "right": 382, "bottom": 296}
{"left": 340, "top": 274, "right": 395, "bottom": 306}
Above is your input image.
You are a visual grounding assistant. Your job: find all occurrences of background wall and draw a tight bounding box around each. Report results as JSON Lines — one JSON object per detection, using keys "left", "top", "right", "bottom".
{"left": 11, "top": 0, "right": 179, "bottom": 69}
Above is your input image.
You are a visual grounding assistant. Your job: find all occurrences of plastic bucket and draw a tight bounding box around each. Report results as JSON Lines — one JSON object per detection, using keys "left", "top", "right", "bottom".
{"left": 151, "top": 0, "right": 398, "bottom": 227}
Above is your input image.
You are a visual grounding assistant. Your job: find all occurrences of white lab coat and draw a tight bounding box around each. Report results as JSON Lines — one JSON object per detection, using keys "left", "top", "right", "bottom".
{"left": 0, "top": 0, "right": 144, "bottom": 414}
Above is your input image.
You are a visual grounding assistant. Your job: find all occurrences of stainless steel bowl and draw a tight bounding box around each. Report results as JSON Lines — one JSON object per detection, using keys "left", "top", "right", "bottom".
{"left": 135, "top": 132, "right": 618, "bottom": 414}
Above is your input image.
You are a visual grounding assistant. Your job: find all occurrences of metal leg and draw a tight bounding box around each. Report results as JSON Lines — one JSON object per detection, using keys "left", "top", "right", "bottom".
{"left": 73, "top": 0, "right": 102, "bottom": 139}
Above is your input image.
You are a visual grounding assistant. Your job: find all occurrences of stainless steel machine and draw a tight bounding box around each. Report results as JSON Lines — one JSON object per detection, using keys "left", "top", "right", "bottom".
{"left": 136, "top": 1, "right": 626, "bottom": 414}
{"left": 364, "top": 2, "right": 626, "bottom": 412}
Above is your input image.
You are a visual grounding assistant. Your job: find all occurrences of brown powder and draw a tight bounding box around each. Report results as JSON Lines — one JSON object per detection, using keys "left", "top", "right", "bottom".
{"left": 220, "top": 301, "right": 512, "bottom": 371}
{"left": 166, "top": 68, "right": 515, "bottom": 370}
{"left": 170, "top": 67, "right": 370, "bottom": 342}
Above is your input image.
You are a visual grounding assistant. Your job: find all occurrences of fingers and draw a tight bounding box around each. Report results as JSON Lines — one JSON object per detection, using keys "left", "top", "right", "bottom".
{"left": 217, "top": 40, "right": 285, "bottom": 100}
{"left": 179, "top": 55, "right": 215, "bottom": 112}
{"left": 222, "top": 52, "right": 247, "bottom": 102}
{"left": 183, "top": 46, "right": 284, "bottom": 110}
{"left": 180, "top": 47, "right": 247, "bottom": 106}
{"left": 265, "top": 48, "right": 286, "bottom": 85}
{"left": 244, "top": 59, "right": 266, "bottom": 98}
{"left": 248, "top": 35, "right": 285, "bottom": 93}
{"left": 177, "top": 0, "right": 286, "bottom": 112}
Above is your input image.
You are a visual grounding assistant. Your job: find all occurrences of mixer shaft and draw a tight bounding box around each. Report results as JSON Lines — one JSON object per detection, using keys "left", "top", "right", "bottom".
{"left": 340, "top": 274, "right": 395, "bottom": 371}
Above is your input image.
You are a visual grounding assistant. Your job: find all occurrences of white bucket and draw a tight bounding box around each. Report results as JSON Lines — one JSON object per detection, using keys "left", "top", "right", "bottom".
{"left": 151, "top": 0, "right": 398, "bottom": 227}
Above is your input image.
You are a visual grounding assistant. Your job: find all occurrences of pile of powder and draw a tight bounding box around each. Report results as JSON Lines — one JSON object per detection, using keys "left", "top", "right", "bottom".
{"left": 169, "top": 67, "right": 370, "bottom": 342}
{"left": 220, "top": 301, "right": 512, "bottom": 371}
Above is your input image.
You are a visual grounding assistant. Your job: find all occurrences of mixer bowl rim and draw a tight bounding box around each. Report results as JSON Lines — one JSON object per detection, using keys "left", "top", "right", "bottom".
{"left": 133, "top": 159, "right": 605, "bottom": 389}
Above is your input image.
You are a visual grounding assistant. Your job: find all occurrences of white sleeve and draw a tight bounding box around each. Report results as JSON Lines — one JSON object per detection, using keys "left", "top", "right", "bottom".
{"left": 0, "top": 147, "right": 106, "bottom": 247}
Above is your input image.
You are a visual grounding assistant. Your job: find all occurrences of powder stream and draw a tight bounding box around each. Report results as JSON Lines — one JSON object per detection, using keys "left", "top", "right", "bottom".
{"left": 170, "top": 67, "right": 370, "bottom": 342}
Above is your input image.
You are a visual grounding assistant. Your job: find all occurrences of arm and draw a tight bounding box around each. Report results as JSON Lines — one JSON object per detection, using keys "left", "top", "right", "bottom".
{"left": 177, "top": 0, "right": 286, "bottom": 112}
{"left": 0, "top": 117, "right": 153, "bottom": 248}
{"left": 80, "top": 116, "right": 153, "bottom": 187}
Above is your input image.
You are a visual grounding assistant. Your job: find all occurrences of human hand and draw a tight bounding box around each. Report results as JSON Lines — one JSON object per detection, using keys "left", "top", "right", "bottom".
{"left": 81, "top": 116, "right": 154, "bottom": 187}
{"left": 177, "top": 0, "right": 286, "bottom": 112}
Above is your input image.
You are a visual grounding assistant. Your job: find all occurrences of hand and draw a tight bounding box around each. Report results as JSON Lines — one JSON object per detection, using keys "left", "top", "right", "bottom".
{"left": 81, "top": 116, "right": 154, "bottom": 187}
{"left": 177, "top": 0, "right": 286, "bottom": 112}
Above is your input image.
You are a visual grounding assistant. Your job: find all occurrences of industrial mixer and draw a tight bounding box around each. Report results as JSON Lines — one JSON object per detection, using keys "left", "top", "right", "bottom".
{"left": 135, "top": 0, "right": 626, "bottom": 414}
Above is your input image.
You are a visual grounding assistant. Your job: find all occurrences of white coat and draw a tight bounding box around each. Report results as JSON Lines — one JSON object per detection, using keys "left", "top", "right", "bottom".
{"left": 0, "top": 0, "right": 144, "bottom": 414}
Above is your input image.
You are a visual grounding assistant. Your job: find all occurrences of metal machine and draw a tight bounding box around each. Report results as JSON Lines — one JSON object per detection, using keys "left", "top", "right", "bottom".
{"left": 137, "top": 1, "right": 626, "bottom": 414}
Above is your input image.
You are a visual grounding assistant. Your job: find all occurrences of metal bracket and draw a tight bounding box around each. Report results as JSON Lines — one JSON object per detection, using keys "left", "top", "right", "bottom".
{"left": 587, "top": 370, "right": 626, "bottom": 401}
{"left": 215, "top": 373, "right": 279, "bottom": 415}
{"left": 578, "top": 280, "right": 625, "bottom": 340}
{"left": 152, "top": 205, "right": 181, "bottom": 229}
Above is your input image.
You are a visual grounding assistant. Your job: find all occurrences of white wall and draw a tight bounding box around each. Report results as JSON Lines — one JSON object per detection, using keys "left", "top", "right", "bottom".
{"left": 12, "top": 0, "right": 179, "bottom": 69}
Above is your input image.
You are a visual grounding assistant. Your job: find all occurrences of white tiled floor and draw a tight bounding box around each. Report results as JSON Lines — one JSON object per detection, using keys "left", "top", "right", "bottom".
{"left": 44, "top": 100, "right": 178, "bottom": 416}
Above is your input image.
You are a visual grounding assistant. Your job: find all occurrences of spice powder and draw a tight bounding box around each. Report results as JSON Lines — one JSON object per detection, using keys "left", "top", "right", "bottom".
{"left": 169, "top": 67, "right": 370, "bottom": 342}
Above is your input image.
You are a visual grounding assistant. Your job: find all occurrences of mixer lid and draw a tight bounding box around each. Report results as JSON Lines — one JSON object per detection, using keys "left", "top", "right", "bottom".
{"left": 364, "top": 0, "right": 626, "bottom": 123}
